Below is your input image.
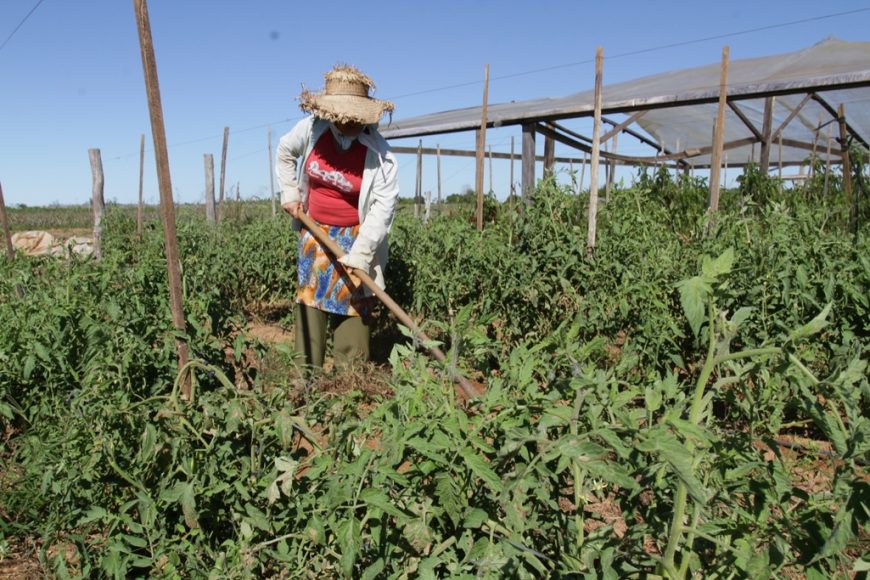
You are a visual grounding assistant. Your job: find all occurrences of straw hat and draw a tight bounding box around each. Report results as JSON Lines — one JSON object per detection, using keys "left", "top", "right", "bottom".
{"left": 298, "top": 64, "right": 394, "bottom": 125}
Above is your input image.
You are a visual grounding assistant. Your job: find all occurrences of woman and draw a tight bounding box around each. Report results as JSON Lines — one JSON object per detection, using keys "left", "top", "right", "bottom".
{"left": 276, "top": 64, "right": 400, "bottom": 370}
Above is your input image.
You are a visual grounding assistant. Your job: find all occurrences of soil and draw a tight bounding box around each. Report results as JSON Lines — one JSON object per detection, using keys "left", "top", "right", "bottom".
{"left": 0, "top": 538, "right": 42, "bottom": 579}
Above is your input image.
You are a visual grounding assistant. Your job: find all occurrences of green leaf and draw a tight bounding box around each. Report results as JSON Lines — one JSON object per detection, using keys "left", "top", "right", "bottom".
{"left": 160, "top": 481, "right": 198, "bottom": 529}
{"left": 547, "top": 439, "right": 607, "bottom": 462}
{"left": 435, "top": 474, "right": 462, "bottom": 527}
{"left": 788, "top": 303, "right": 832, "bottom": 342}
{"left": 463, "top": 508, "right": 488, "bottom": 529}
{"left": 638, "top": 430, "right": 708, "bottom": 504}
{"left": 360, "top": 488, "right": 409, "bottom": 520}
{"left": 79, "top": 506, "right": 108, "bottom": 525}
{"left": 139, "top": 424, "right": 156, "bottom": 462}
{"left": 666, "top": 417, "right": 714, "bottom": 448}
{"left": 180, "top": 482, "right": 199, "bottom": 529}
{"left": 593, "top": 428, "right": 632, "bottom": 460}
{"left": 809, "top": 508, "right": 854, "bottom": 564}
{"left": 129, "top": 556, "right": 153, "bottom": 568}
{"left": 582, "top": 459, "right": 639, "bottom": 490}
{"left": 34, "top": 341, "right": 51, "bottom": 363}
{"left": 729, "top": 306, "right": 754, "bottom": 330}
{"left": 701, "top": 248, "right": 735, "bottom": 279}
{"left": 122, "top": 534, "right": 148, "bottom": 549}
{"left": 244, "top": 503, "right": 272, "bottom": 532}
{"left": 361, "top": 558, "right": 385, "bottom": 580}
{"left": 338, "top": 516, "right": 360, "bottom": 577}
{"left": 23, "top": 354, "right": 35, "bottom": 380}
{"left": 460, "top": 448, "right": 504, "bottom": 493}
{"left": 645, "top": 385, "right": 663, "bottom": 413}
{"left": 676, "top": 276, "right": 711, "bottom": 337}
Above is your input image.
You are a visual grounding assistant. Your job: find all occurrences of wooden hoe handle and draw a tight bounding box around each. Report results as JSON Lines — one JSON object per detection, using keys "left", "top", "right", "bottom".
{"left": 295, "top": 212, "right": 482, "bottom": 401}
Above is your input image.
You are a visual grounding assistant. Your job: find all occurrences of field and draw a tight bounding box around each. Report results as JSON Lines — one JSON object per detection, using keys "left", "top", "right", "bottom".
{"left": 1, "top": 163, "right": 868, "bottom": 578}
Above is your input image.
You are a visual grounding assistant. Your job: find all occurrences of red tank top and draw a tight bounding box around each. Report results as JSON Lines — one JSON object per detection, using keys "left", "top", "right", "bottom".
{"left": 306, "top": 132, "right": 367, "bottom": 226}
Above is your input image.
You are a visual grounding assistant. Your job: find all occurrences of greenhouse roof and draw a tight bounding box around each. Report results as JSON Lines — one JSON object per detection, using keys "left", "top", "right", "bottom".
{"left": 379, "top": 38, "right": 870, "bottom": 167}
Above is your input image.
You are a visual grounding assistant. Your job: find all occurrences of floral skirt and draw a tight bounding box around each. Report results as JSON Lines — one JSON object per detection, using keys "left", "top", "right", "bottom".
{"left": 296, "top": 222, "right": 372, "bottom": 317}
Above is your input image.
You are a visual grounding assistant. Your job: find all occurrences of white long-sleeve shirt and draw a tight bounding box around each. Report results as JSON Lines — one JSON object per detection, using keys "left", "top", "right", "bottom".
{"left": 276, "top": 116, "right": 400, "bottom": 290}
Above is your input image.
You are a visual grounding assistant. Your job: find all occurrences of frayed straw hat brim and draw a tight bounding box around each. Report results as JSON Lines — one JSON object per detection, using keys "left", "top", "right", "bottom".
{"left": 300, "top": 93, "right": 393, "bottom": 125}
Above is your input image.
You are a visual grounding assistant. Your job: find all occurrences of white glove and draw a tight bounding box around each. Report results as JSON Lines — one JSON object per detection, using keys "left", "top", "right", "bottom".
{"left": 337, "top": 253, "right": 370, "bottom": 274}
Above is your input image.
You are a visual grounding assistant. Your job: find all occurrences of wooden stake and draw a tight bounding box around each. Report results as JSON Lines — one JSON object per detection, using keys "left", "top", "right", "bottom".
{"left": 218, "top": 126, "right": 229, "bottom": 223}
{"left": 138, "top": 133, "right": 145, "bottom": 237}
{"left": 543, "top": 136, "right": 555, "bottom": 178}
{"left": 476, "top": 64, "right": 489, "bottom": 231}
{"left": 778, "top": 133, "right": 783, "bottom": 192}
{"left": 509, "top": 136, "right": 515, "bottom": 199}
{"left": 268, "top": 126, "right": 276, "bottom": 216}
{"left": 587, "top": 47, "right": 603, "bottom": 257}
{"left": 759, "top": 96, "right": 774, "bottom": 173}
{"left": 436, "top": 144, "right": 442, "bottom": 205}
{"left": 606, "top": 131, "right": 618, "bottom": 202}
{"left": 133, "top": 0, "right": 190, "bottom": 397}
{"left": 824, "top": 123, "right": 833, "bottom": 197}
{"left": 707, "top": 46, "right": 730, "bottom": 213}
{"left": 838, "top": 104, "right": 855, "bottom": 233}
{"left": 809, "top": 112, "right": 824, "bottom": 180}
{"left": 204, "top": 153, "right": 216, "bottom": 224}
{"left": 89, "top": 148, "right": 105, "bottom": 260}
{"left": 488, "top": 145, "right": 493, "bottom": 195}
{"left": 0, "top": 181, "right": 13, "bottom": 260}
{"left": 415, "top": 139, "right": 422, "bottom": 219}
{"left": 521, "top": 123, "right": 535, "bottom": 209}
{"left": 236, "top": 181, "right": 241, "bottom": 221}
{"left": 604, "top": 139, "right": 611, "bottom": 202}
{"left": 579, "top": 152, "right": 587, "bottom": 193}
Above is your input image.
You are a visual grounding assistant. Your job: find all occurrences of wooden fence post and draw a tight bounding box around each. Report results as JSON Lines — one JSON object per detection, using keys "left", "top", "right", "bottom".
{"left": 0, "top": 181, "right": 13, "bottom": 260}
{"left": 218, "top": 126, "right": 229, "bottom": 223}
{"left": 476, "top": 63, "right": 489, "bottom": 232}
{"left": 133, "top": 0, "right": 191, "bottom": 397}
{"left": 707, "top": 45, "right": 730, "bottom": 213}
{"left": 89, "top": 148, "right": 105, "bottom": 260}
{"left": 587, "top": 46, "right": 604, "bottom": 257}
{"left": 138, "top": 133, "right": 145, "bottom": 237}
{"left": 204, "top": 153, "right": 216, "bottom": 224}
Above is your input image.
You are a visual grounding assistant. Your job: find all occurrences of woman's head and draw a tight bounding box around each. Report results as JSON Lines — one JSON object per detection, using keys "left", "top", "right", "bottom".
{"left": 298, "top": 64, "right": 394, "bottom": 126}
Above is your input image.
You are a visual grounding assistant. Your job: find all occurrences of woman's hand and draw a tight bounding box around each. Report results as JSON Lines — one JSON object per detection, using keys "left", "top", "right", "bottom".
{"left": 342, "top": 266, "right": 363, "bottom": 289}
{"left": 282, "top": 201, "right": 301, "bottom": 218}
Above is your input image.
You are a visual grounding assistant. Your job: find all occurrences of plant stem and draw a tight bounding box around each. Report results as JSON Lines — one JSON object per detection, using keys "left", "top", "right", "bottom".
{"left": 664, "top": 305, "right": 716, "bottom": 576}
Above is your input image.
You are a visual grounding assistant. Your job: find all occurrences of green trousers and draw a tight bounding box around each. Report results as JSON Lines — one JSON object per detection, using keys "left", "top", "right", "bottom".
{"left": 294, "top": 303, "right": 371, "bottom": 370}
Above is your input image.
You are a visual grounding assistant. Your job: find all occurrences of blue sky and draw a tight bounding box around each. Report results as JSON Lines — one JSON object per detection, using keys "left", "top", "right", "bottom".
{"left": 1, "top": 1, "right": 869, "bottom": 208}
